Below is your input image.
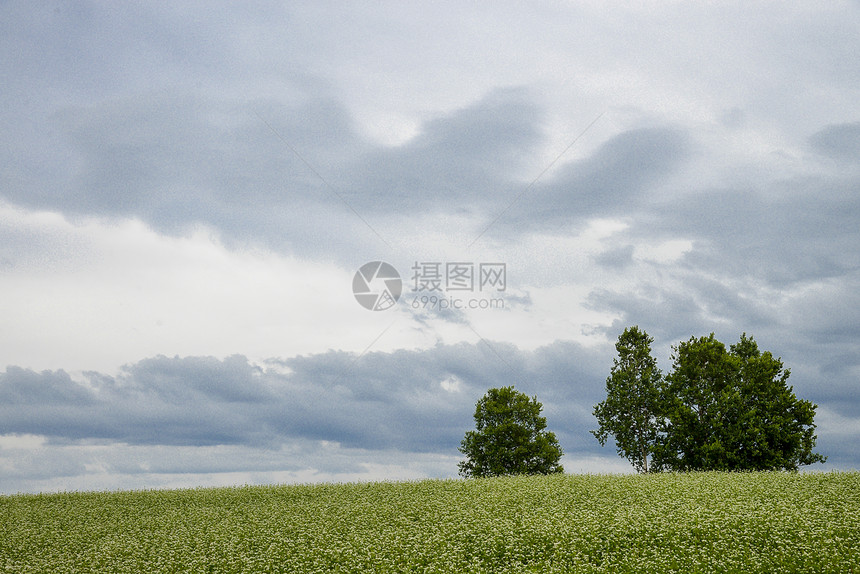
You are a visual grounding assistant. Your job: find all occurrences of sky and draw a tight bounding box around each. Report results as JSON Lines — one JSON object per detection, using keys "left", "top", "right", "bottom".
{"left": 1, "top": 1, "right": 859, "bottom": 494}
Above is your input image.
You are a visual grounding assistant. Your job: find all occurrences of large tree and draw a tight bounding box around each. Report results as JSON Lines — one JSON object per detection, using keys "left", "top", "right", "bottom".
{"left": 458, "top": 386, "right": 564, "bottom": 478}
{"left": 592, "top": 326, "right": 662, "bottom": 473}
{"left": 651, "top": 333, "right": 736, "bottom": 471}
{"left": 652, "top": 333, "right": 826, "bottom": 471}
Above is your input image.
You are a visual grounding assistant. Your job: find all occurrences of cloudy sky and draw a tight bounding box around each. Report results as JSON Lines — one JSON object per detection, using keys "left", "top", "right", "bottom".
{"left": 2, "top": 1, "right": 859, "bottom": 493}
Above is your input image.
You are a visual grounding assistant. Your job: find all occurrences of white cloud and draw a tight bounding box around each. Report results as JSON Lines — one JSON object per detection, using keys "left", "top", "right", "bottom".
{"left": 0, "top": 204, "right": 430, "bottom": 373}
{"left": 634, "top": 239, "right": 693, "bottom": 265}
{"left": 440, "top": 375, "right": 462, "bottom": 393}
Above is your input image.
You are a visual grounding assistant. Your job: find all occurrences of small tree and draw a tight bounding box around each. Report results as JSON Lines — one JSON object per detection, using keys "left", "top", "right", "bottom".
{"left": 592, "top": 326, "right": 662, "bottom": 473}
{"left": 458, "top": 386, "right": 564, "bottom": 478}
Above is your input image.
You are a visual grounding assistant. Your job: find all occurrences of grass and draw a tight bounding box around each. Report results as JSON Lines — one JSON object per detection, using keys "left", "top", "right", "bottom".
{"left": 1, "top": 471, "right": 858, "bottom": 573}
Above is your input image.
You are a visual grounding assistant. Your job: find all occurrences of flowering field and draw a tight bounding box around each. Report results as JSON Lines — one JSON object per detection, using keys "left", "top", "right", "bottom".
{"left": 1, "top": 471, "right": 858, "bottom": 573}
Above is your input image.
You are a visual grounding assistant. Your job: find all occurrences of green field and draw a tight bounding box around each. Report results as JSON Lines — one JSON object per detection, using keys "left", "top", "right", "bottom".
{"left": 1, "top": 472, "right": 858, "bottom": 573}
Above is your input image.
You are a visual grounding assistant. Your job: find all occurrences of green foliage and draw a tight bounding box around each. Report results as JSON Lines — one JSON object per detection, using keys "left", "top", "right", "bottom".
{"left": 653, "top": 333, "right": 738, "bottom": 471}
{"left": 654, "top": 333, "right": 826, "bottom": 471}
{"left": 727, "top": 335, "right": 825, "bottom": 470}
{"left": 458, "top": 386, "right": 564, "bottom": 478}
{"left": 2, "top": 472, "right": 859, "bottom": 572}
{"left": 594, "top": 328, "right": 826, "bottom": 473}
{"left": 592, "top": 326, "right": 662, "bottom": 473}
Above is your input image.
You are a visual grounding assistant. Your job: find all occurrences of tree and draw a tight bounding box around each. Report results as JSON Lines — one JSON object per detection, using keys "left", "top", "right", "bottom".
{"left": 592, "top": 326, "right": 662, "bottom": 473}
{"left": 723, "top": 334, "right": 825, "bottom": 470}
{"left": 652, "top": 333, "right": 737, "bottom": 471}
{"left": 652, "top": 332, "right": 826, "bottom": 471}
{"left": 458, "top": 386, "right": 564, "bottom": 478}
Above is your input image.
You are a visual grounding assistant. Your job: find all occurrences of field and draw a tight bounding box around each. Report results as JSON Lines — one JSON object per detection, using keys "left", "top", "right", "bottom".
{"left": 1, "top": 472, "right": 858, "bottom": 573}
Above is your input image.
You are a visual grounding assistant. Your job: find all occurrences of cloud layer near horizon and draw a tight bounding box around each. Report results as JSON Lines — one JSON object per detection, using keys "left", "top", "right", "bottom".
{"left": 0, "top": 340, "right": 607, "bottom": 445}
{"left": 2, "top": 335, "right": 855, "bottom": 493}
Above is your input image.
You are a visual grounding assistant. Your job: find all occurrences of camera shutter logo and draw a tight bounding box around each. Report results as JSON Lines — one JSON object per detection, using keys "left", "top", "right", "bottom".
{"left": 353, "top": 261, "right": 402, "bottom": 311}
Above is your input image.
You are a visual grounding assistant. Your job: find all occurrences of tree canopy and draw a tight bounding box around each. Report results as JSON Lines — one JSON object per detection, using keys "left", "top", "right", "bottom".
{"left": 459, "top": 386, "right": 564, "bottom": 478}
{"left": 654, "top": 333, "right": 825, "bottom": 471}
{"left": 592, "top": 326, "right": 662, "bottom": 473}
{"left": 593, "top": 328, "right": 825, "bottom": 472}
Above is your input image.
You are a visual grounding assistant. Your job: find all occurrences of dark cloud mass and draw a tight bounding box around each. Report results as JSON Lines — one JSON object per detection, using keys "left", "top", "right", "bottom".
{"left": 345, "top": 88, "right": 542, "bottom": 213}
{"left": 4, "top": 87, "right": 543, "bottom": 256}
{"left": 0, "top": 341, "right": 608, "bottom": 453}
{"left": 810, "top": 121, "right": 860, "bottom": 164}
